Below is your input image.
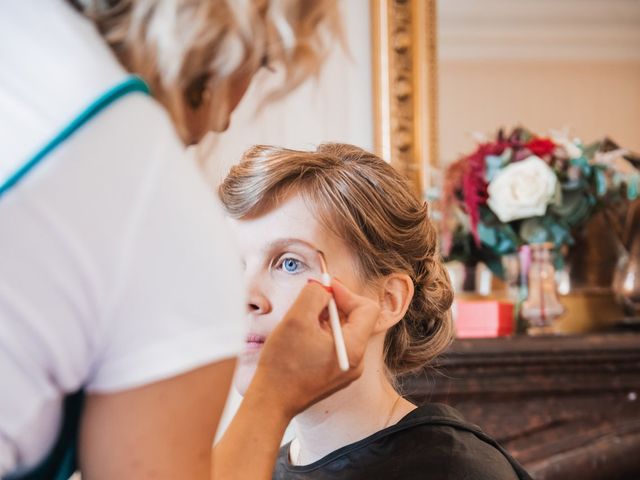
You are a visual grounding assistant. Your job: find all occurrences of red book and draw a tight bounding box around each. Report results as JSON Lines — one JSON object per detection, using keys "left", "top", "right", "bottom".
{"left": 454, "top": 300, "right": 514, "bottom": 338}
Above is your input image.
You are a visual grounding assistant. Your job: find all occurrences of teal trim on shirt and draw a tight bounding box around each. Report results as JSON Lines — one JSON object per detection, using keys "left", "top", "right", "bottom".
{"left": 1, "top": 75, "right": 150, "bottom": 480}
{"left": 0, "top": 75, "right": 150, "bottom": 200}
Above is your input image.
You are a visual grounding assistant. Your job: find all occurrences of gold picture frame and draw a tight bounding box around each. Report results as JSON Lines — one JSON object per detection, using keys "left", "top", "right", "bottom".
{"left": 371, "top": 0, "right": 439, "bottom": 196}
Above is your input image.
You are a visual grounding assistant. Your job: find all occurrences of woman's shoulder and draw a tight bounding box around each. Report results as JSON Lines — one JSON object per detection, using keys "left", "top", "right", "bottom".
{"left": 384, "top": 403, "right": 531, "bottom": 479}
{"left": 273, "top": 403, "right": 531, "bottom": 480}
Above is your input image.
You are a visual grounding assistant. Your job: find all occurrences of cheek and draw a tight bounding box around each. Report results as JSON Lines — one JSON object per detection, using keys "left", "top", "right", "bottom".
{"left": 330, "top": 265, "right": 368, "bottom": 296}
{"left": 330, "top": 266, "right": 380, "bottom": 308}
{"left": 228, "top": 73, "right": 253, "bottom": 112}
{"left": 183, "top": 97, "right": 229, "bottom": 140}
{"left": 270, "top": 277, "right": 309, "bottom": 319}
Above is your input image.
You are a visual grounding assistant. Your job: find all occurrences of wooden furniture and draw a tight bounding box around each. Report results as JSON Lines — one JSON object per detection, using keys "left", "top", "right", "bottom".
{"left": 402, "top": 332, "right": 640, "bottom": 479}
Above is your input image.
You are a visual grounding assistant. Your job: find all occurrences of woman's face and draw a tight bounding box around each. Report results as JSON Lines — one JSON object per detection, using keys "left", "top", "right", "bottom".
{"left": 184, "top": 68, "right": 255, "bottom": 143}
{"left": 230, "top": 193, "right": 376, "bottom": 395}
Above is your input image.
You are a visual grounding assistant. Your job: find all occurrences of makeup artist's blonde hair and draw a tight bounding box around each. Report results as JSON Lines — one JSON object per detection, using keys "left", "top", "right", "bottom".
{"left": 219, "top": 144, "right": 454, "bottom": 377}
{"left": 73, "top": 0, "right": 340, "bottom": 141}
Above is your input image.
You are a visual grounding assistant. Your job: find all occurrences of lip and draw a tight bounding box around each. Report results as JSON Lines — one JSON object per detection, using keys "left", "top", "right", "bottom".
{"left": 245, "top": 333, "right": 266, "bottom": 351}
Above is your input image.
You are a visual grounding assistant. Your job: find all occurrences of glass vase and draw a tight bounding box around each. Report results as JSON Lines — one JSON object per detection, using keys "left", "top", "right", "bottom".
{"left": 521, "top": 243, "right": 565, "bottom": 335}
{"left": 612, "top": 233, "right": 640, "bottom": 319}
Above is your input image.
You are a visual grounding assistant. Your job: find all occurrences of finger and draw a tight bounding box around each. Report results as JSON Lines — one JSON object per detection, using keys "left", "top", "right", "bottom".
{"left": 341, "top": 301, "right": 379, "bottom": 345}
{"left": 331, "top": 279, "right": 378, "bottom": 337}
{"left": 289, "top": 281, "right": 332, "bottom": 319}
{"left": 331, "top": 278, "right": 372, "bottom": 317}
{"left": 330, "top": 282, "right": 379, "bottom": 366}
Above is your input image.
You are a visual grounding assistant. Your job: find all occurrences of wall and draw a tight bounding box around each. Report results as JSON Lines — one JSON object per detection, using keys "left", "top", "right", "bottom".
{"left": 438, "top": 0, "right": 640, "bottom": 164}
{"left": 440, "top": 60, "right": 640, "bottom": 163}
{"left": 200, "top": 0, "right": 374, "bottom": 186}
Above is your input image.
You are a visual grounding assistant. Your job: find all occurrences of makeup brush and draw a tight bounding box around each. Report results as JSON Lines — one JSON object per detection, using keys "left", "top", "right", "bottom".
{"left": 317, "top": 250, "right": 350, "bottom": 372}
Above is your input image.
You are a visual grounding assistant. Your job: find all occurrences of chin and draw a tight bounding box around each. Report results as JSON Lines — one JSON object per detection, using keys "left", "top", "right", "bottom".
{"left": 183, "top": 108, "right": 231, "bottom": 144}
{"left": 233, "top": 356, "right": 258, "bottom": 396}
{"left": 210, "top": 117, "right": 231, "bottom": 133}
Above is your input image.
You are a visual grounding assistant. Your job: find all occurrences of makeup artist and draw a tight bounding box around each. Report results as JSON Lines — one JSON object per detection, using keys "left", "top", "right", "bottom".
{"left": 0, "top": 2, "right": 379, "bottom": 479}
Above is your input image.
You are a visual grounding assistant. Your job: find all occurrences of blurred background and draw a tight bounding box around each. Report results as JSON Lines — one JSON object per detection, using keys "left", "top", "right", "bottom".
{"left": 204, "top": 0, "right": 640, "bottom": 177}
{"left": 213, "top": 1, "right": 640, "bottom": 479}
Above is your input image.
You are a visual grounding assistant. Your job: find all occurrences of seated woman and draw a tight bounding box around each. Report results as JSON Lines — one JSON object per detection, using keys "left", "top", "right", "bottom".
{"left": 219, "top": 143, "right": 531, "bottom": 480}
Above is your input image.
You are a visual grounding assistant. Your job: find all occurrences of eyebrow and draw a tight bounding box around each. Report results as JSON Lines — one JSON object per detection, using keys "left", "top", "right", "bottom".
{"left": 263, "top": 238, "right": 320, "bottom": 255}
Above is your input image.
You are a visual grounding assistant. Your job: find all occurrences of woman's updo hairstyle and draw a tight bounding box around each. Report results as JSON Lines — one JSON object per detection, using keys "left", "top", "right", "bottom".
{"left": 219, "top": 143, "right": 454, "bottom": 377}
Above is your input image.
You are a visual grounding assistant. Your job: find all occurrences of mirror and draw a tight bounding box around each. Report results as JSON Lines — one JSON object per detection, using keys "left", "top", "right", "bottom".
{"left": 372, "top": 0, "right": 640, "bottom": 192}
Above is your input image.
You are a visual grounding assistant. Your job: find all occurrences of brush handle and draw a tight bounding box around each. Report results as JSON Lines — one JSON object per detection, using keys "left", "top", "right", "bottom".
{"left": 321, "top": 273, "right": 350, "bottom": 372}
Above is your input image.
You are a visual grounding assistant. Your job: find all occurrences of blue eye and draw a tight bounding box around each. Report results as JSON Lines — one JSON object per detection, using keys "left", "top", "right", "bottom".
{"left": 277, "top": 256, "right": 304, "bottom": 274}
{"left": 283, "top": 258, "right": 301, "bottom": 273}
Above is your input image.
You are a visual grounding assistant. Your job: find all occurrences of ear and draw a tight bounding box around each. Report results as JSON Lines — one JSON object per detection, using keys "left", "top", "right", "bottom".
{"left": 373, "top": 273, "right": 414, "bottom": 334}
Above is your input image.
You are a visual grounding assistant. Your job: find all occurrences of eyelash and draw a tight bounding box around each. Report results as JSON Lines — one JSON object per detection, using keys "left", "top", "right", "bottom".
{"left": 273, "top": 254, "right": 307, "bottom": 275}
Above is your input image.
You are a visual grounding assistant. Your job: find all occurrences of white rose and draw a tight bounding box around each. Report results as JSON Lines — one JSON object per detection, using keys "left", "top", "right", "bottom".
{"left": 487, "top": 155, "right": 558, "bottom": 223}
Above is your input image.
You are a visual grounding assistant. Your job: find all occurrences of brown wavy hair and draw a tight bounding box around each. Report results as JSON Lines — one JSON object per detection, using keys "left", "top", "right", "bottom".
{"left": 219, "top": 143, "right": 454, "bottom": 377}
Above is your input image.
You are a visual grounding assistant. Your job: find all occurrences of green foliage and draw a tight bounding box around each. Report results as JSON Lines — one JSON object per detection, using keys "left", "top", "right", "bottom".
{"left": 442, "top": 127, "right": 639, "bottom": 277}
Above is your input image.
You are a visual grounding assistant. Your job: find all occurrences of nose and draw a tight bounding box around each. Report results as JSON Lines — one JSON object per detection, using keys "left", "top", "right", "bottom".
{"left": 247, "top": 281, "right": 272, "bottom": 315}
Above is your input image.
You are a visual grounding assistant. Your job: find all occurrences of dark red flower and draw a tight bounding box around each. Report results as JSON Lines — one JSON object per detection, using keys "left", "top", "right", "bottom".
{"left": 461, "top": 144, "right": 494, "bottom": 246}
{"left": 526, "top": 137, "right": 556, "bottom": 157}
{"left": 442, "top": 140, "right": 507, "bottom": 250}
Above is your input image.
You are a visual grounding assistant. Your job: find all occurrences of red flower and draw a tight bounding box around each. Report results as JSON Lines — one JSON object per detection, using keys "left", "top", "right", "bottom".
{"left": 461, "top": 143, "right": 496, "bottom": 246}
{"left": 526, "top": 137, "right": 556, "bottom": 157}
{"left": 443, "top": 140, "right": 506, "bottom": 251}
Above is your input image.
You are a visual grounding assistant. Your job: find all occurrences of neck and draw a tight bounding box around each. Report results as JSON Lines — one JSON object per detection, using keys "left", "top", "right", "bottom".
{"left": 290, "top": 336, "right": 416, "bottom": 465}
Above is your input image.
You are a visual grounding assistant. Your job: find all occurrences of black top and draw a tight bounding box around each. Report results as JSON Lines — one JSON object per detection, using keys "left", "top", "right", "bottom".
{"left": 273, "top": 403, "right": 532, "bottom": 480}
{"left": 4, "top": 391, "right": 83, "bottom": 480}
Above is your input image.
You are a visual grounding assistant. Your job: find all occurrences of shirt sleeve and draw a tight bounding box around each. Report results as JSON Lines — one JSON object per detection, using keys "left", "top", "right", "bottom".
{"left": 81, "top": 96, "right": 246, "bottom": 393}
{"left": 0, "top": 92, "right": 247, "bottom": 472}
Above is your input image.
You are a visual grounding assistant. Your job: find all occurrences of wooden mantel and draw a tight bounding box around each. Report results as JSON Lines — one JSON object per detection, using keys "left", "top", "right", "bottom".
{"left": 401, "top": 332, "right": 640, "bottom": 480}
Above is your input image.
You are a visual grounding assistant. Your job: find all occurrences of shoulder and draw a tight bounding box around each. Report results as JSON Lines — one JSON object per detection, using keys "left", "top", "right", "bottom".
{"left": 0, "top": 87, "right": 244, "bottom": 394}
{"left": 386, "top": 404, "right": 526, "bottom": 479}
{"left": 273, "top": 405, "right": 529, "bottom": 480}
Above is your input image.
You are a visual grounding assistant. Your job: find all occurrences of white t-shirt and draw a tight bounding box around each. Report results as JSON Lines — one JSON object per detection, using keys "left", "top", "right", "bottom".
{"left": 0, "top": 1, "right": 245, "bottom": 475}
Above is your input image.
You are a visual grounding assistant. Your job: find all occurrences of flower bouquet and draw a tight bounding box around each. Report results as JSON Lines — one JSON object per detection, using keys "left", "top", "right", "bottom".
{"left": 442, "top": 127, "right": 640, "bottom": 278}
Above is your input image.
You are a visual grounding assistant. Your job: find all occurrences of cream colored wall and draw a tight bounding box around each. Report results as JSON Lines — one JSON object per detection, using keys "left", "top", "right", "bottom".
{"left": 439, "top": 59, "right": 640, "bottom": 164}
{"left": 437, "top": 0, "right": 640, "bottom": 165}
